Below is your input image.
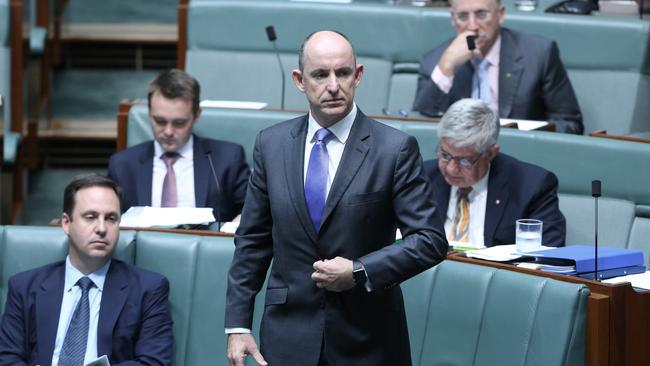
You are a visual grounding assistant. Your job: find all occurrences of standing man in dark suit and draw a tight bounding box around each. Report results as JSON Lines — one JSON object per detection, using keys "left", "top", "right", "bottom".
{"left": 108, "top": 69, "right": 250, "bottom": 222}
{"left": 225, "top": 30, "right": 448, "bottom": 366}
{"left": 424, "top": 98, "right": 565, "bottom": 247}
{"left": 0, "top": 174, "right": 173, "bottom": 365}
{"left": 412, "top": 0, "right": 583, "bottom": 134}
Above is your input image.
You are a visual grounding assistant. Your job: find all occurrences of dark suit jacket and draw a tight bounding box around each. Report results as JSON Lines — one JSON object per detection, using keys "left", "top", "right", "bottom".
{"left": 424, "top": 153, "right": 566, "bottom": 246}
{"left": 108, "top": 134, "right": 250, "bottom": 222}
{"left": 413, "top": 28, "right": 583, "bottom": 134}
{"left": 225, "top": 111, "right": 448, "bottom": 366}
{"left": 0, "top": 260, "right": 173, "bottom": 366}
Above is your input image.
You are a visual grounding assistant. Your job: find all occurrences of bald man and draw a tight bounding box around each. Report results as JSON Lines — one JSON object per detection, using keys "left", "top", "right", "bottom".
{"left": 225, "top": 30, "right": 447, "bottom": 366}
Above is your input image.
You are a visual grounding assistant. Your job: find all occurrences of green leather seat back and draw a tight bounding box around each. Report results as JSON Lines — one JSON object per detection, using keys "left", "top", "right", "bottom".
{"left": 401, "top": 266, "right": 438, "bottom": 364}
{"left": 559, "top": 194, "right": 635, "bottom": 247}
{"left": 419, "top": 260, "right": 588, "bottom": 366}
{"left": 134, "top": 231, "right": 202, "bottom": 366}
{"left": 628, "top": 217, "right": 650, "bottom": 268}
{"left": 183, "top": 236, "right": 235, "bottom": 366}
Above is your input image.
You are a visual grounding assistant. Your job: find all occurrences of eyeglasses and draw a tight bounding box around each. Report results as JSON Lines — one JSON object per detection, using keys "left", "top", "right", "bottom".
{"left": 452, "top": 9, "right": 493, "bottom": 23}
{"left": 437, "top": 146, "right": 483, "bottom": 169}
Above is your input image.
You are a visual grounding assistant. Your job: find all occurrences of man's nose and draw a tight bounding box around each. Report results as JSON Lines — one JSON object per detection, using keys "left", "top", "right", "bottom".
{"left": 326, "top": 74, "right": 340, "bottom": 93}
{"left": 95, "top": 219, "right": 107, "bottom": 235}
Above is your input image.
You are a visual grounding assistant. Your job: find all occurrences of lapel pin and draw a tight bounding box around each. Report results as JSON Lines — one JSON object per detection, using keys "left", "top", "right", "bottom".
{"left": 506, "top": 73, "right": 512, "bottom": 78}
{"left": 495, "top": 199, "right": 501, "bottom": 205}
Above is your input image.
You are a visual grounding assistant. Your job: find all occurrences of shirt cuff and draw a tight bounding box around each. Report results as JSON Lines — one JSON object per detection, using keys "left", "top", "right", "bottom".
{"left": 225, "top": 328, "right": 251, "bottom": 334}
{"left": 432, "top": 65, "right": 454, "bottom": 94}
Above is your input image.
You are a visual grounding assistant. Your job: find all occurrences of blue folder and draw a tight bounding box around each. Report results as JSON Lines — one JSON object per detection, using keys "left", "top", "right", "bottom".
{"left": 524, "top": 245, "right": 645, "bottom": 277}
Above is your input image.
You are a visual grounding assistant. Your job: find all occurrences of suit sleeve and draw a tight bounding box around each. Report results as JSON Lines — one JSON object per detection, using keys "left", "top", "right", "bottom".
{"left": 412, "top": 52, "right": 451, "bottom": 118}
{"left": 113, "top": 277, "right": 174, "bottom": 366}
{"left": 541, "top": 41, "right": 583, "bottom": 134}
{"left": 225, "top": 132, "right": 274, "bottom": 329}
{"left": 358, "top": 135, "right": 448, "bottom": 289}
{"left": 0, "top": 277, "right": 31, "bottom": 366}
{"left": 527, "top": 170, "right": 566, "bottom": 247}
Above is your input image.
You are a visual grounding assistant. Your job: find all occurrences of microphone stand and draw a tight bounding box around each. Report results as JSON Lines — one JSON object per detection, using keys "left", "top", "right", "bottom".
{"left": 592, "top": 180, "right": 601, "bottom": 281}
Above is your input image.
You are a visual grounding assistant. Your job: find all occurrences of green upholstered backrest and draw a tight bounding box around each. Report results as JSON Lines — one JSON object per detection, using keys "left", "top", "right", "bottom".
{"left": 418, "top": 260, "right": 588, "bottom": 366}
{"left": 628, "top": 217, "right": 650, "bottom": 268}
{"left": 559, "top": 193, "right": 635, "bottom": 248}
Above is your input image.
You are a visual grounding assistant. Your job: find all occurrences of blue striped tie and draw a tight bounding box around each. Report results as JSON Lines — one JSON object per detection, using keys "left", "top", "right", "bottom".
{"left": 59, "top": 277, "right": 94, "bottom": 366}
{"left": 305, "top": 128, "right": 334, "bottom": 232}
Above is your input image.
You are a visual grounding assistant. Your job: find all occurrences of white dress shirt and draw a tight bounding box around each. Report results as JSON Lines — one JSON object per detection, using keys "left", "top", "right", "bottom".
{"left": 51, "top": 257, "right": 110, "bottom": 366}
{"left": 444, "top": 168, "right": 490, "bottom": 247}
{"left": 303, "top": 104, "right": 357, "bottom": 194}
{"left": 152, "top": 136, "right": 196, "bottom": 207}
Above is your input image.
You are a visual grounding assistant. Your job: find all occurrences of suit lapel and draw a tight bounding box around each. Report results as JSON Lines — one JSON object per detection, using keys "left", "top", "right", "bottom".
{"left": 484, "top": 156, "right": 509, "bottom": 246}
{"left": 320, "top": 112, "right": 370, "bottom": 229}
{"left": 193, "top": 135, "right": 211, "bottom": 207}
{"left": 283, "top": 116, "right": 317, "bottom": 241}
{"left": 97, "top": 261, "right": 129, "bottom": 359}
{"left": 498, "top": 29, "right": 523, "bottom": 118}
{"left": 137, "top": 143, "right": 155, "bottom": 206}
{"left": 36, "top": 264, "right": 65, "bottom": 366}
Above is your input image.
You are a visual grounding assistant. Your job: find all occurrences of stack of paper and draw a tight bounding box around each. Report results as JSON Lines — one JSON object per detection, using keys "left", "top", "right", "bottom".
{"left": 120, "top": 206, "right": 215, "bottom": 228}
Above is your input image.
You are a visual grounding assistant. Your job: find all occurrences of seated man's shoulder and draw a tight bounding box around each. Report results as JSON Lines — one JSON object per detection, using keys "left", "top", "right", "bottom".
{"left": 505, "top": 28, "right": 555, "bottom": 52}
{"left": 111, "top": 260, "right": 169, "bottom": 288}
{"left": 201, "top": 137, "right": 245, "bottom": 154}
{"left": 7, "top": 261, "right": 65, "bottom": 290}
{"left": 496, "top": 153, "right": 556, "bottom": 181}
{"left": 109, "top": 141, "right": 153, "bottom": 164}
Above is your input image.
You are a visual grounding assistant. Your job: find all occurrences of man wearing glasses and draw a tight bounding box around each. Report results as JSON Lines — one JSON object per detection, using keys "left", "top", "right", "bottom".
{"left": 413, "top": 0, "right": 583, "bottom": 134}
{"left": 424, "top": 98, "right": 566, "bottom": 247}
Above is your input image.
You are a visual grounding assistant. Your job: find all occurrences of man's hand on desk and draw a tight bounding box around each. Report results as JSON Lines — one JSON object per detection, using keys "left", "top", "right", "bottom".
{"left": 312, "top": 257, "right": 355, "bottom": 292}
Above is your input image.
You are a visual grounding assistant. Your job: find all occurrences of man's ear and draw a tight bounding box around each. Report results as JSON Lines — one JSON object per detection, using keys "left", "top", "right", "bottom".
{"left": 487, "top": 144, "right": 500, "bottom": 161}
{"left": 62, "top": 213, "right": 71, "bottom": 235}
{"left": 193, "top": 107, "right": 203, "bottom": 124}
{"left": 292, "top": 69, "right": 305, "bottom": 93}
{"left": 354, "top": 64, "right": 364, "bottom": 88}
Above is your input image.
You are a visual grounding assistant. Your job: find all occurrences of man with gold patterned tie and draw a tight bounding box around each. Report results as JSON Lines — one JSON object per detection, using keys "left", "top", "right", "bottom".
{"left": 424, "top": 98, "right": 566, "bottom": 247}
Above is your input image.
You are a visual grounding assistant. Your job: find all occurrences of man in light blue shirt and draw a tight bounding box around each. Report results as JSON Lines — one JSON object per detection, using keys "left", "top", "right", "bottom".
{"left": 0, "top": 174, "right": 173, "bottom": 365}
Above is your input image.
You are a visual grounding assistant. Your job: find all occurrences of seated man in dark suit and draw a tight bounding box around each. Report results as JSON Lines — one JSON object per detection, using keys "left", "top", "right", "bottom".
{"left": 0, "top": 174, "right": 173, "bottom": 365}
{"left": 424, "top": 98, "right": 566, "bottom": 247}
{"left": 108, "top": 69, "right": 250, "bottom": 222}
{"left": 412, "top": 0, "right": 583, "bottom": 134}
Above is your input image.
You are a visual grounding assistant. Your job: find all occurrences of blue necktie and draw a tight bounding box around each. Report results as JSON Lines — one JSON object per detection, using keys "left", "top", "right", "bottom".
{"left": 305, "top": 128, "right": 334, "bottom": 232}
{"left": 471, "top": 58, "right": 491, "bottom": 104}
{"left": 59, "top": 277, "right": 94, "bottom": 366}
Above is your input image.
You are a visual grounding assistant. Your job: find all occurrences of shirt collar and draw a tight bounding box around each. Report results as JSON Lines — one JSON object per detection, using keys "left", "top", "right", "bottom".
{"left": 64, "top": 256, "right": 111, "bottom": 292}
{"left": 154, "top": 135, "right": 194, "bottom": 159}
{"left": 307, "top": 103, "right": 357, "bottom": 144}
{"left": 484, "top": 35, "right": 501, "bottom": 67}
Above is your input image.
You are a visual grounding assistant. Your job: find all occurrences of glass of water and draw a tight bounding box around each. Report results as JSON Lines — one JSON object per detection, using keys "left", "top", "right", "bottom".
{"left": 516, "top": 219, "right": 543, "bottom": 252}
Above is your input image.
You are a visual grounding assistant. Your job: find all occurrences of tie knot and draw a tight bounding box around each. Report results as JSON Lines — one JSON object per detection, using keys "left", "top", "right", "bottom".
{"left": 161, "top": 151, "right": 180, "bottom": 166}
{"left": 77, "top": 277, "right": 94, "bottom": 292}
{"left": 458, "top": 187, "right": 472, "bottom": 198}
{"left": 314, "top": 128, "right": 334, "bottom": 144}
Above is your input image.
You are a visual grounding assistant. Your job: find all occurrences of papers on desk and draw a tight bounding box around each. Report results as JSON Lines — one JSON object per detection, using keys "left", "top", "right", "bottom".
{"left": 120, "top": 206, "right": 215, "bottom": 228}
{"left": 465, "top": 244, "right": 554, "bottom": 262}
{"left": 604, "top": 271, "right": 650, "bottom": 290}
{"left": 199, "top": 100, "right": 268, "bottom": 109}
{"left": 500, "top": 118, "right": 548, "bottom": 131}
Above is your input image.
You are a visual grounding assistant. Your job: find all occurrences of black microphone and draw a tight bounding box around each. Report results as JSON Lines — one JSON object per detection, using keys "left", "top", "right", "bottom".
{"left": 592, "top": 180, "right": 601, "bottom": 281}
{"left": 265, "top": 25, "right": 286, "bottom": 110}
{"left": 466, "top": 35, "right": 481, "bottom": 100}
{"left": 202, "top": 139, "right": 223, "bottom": 232}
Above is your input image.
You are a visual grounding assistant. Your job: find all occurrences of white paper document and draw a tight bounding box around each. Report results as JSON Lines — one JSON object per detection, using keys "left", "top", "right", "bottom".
{"left": 466, "top": 244, "right": 554, "bottom": 262}
{"left": 603, "top": 271, "right": 650, "bottom": 290}
{"left": 85, "top": 355, "right": 110, "bottom": 366}
{"left": 120, "top": 206, "right": 215, "bottom": 228}
{"left": 200, "top": 100, "right": 268, "bottom": 109}
{"left": 500, "top": 118, "right": 548, "bottom": 131}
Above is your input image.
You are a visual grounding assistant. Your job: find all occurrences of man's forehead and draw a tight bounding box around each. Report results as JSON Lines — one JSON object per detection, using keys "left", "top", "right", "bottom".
{"left": 452, "top": 0, "right": 499, "bottom": 10}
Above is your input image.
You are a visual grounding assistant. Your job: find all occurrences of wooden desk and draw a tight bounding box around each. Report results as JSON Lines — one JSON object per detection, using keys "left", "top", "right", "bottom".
{"left": 448, "top": 255, "right": 650, "bottom": 366}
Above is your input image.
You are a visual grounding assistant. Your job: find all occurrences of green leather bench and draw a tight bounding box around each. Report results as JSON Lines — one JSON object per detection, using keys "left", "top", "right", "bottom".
{"left": 182, "top": 0, "right": 650, "bottom": 134}
{"left": 0, "top": 225, "right": 589, "bottom": 365}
